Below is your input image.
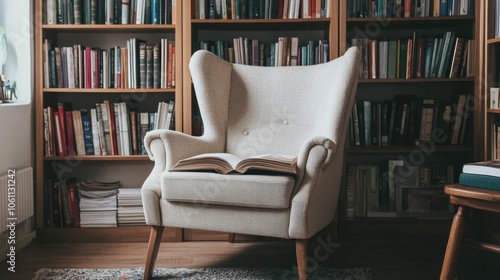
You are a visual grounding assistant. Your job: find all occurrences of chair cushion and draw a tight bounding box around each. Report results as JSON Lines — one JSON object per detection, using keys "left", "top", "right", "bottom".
{"left": 161, "top": 171, "right": 295, "bottom": 209}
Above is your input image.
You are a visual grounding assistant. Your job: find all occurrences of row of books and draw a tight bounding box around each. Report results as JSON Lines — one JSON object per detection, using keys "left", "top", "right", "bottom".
{"left": 196, "top": 37, "right": 329, "bottom": 66}
{"left": 350, "top": 32, "right": 473, "bottom": 80}
{"left": 44, "top": 179, "right": 146, "bottom": 228}
{"left": 192, "top": 0, "right": 330, "bottom": 20}
{"left": 349, "top": 95, "right": 471, "bottom": 147}
{"left": 347, "top": 0, "right": 475, "bottom": 18}
{"left": 346, "top": 162, "right": 454, "bottom": 219}
{"left": 44, "top": 0, "right": 177, "bottom": 25}
{"left": 43, "top": 38, "right": 176, "bottom": 89}
{"left": 43, "top": 100, "right": 175, "bottom": 157}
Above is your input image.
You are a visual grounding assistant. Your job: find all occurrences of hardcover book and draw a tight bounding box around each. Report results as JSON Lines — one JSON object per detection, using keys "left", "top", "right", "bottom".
{"left": 462, "top": 160, "right": 500, "bottom": 178}
{"left": 170, "top": 153, "right": 298, "bottom": 175}
{"left": 458, "top": 173, "right": 500, "bottom": 191}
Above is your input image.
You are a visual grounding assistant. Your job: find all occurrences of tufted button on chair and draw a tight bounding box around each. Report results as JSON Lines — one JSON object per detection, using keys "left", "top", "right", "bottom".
{"left": 141, "top": 47, "right": 361, "bottom": 280}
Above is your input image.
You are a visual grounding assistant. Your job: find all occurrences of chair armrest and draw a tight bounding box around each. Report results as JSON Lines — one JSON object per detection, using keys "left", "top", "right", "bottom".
{"left": 289, "top": 136, "right": 343, "bottom": 239}
{"left": 144, "top": 129, "right": 223, "bottom": 169}
{"left": 141, "top": 129, "right": 223, "bottom": 226}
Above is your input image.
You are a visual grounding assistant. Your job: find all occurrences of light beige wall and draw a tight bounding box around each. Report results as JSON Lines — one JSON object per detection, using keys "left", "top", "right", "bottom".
{"left": 0, "top": 0, "right": 33, "bottom": 174}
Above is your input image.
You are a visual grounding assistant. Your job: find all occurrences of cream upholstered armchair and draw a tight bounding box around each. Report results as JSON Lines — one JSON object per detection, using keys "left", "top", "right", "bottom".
{"left": 141, "top": 47, "right": 360, "bottom": 280}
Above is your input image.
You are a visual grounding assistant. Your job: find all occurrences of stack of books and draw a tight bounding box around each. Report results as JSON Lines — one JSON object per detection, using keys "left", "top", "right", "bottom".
{"left": 117, "top": 188, "right": 146, "bottom": 226}
{"left": 77, "top": 180, "right": 120, "bottom": 227}
{"left": 460, "top": 161, "right": 500, "bottom": 191}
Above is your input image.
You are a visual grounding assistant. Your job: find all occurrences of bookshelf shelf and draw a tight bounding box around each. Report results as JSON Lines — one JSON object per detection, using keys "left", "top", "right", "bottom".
{"left": 191, "top": 18, "right": 331, "bottom": 24}
{"left": 347, "top": 145, "right": 474, "bottom": 154}
{"left": 42, "top": 24, "right": 176, "bottom": 32}
{"left": 346, "top": 15, "right": 474, "bottom": 23}
{"left": 485, "top": 0, "right": 500, "bottom": 160}
{"left": 358, "top": 77, "right": 475, "bottom": 83}
{"left": 487, "top": 37, "right": 500, "bottom": 44}
{"left": 42, "top": 88, "right": 176, "bottom": 93}
{"left": 44, "top": 155, "right": 150, "bottom": 161}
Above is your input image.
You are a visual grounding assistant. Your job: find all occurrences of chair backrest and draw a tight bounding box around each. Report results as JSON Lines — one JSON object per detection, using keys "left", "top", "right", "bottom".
{"left": 189, "top": 47, "right": 360, "bottom": 159}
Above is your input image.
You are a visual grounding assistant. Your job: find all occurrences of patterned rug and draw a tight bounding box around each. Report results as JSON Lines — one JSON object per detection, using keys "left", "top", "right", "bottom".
{"left": 32, "top": 267, "right": 372, "bottom": 280}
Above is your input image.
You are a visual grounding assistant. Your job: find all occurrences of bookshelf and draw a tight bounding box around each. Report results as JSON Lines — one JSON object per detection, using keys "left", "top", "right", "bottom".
{"left": 338, "top": 0, "right": 485, "bottom": 239}
{"left": 34, "top": 0, "right": 183, "bottom": 241}
{"left": 181, "top": 0, "right": 338, "bottom": 135}
{"left": 485, "top": 0, "right": 500, "bottom": 160}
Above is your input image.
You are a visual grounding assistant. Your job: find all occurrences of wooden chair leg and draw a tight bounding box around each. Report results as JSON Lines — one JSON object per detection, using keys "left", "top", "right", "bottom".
{"left": 228, "top": 233, "right": 236, "bottom": 243}
{"left": 440, "top": 206, "right": 468, "bottom": 280}
{"left": 143, "top": 226, "right": 164, "bottom": 280}
{"left": 296, "top": 239, "right": 308, "bottom": 280}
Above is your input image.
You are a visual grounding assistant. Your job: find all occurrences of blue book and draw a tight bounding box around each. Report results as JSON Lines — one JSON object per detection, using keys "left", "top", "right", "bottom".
{"left": 151, "top": 0, "right": 160, "bottom": 24}
{"left": 459, "top": 173, "right": 500, "bottom": 191}
{"left": 440, "top": 0, "right": 448, "bottom": 16}
{"left": 81, "top": 110, "right": 95, "bottom": 155}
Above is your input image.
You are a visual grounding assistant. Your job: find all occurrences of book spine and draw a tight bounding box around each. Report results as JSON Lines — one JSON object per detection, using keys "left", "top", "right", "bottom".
{"left": 459, "top": 173, "right": 500, "bottom": 191}
{"left": 81, "top": 110, "right": 95, "bottom": 155}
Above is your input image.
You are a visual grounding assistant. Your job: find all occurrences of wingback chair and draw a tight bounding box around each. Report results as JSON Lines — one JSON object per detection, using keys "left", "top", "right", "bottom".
{"left": 141, "top": 47, "right": 360, "bottom": 280}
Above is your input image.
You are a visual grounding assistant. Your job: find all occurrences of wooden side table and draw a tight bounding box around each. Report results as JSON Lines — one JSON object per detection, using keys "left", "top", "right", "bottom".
{"left": 440, "top": 184, "right": 500, "bottom": 280}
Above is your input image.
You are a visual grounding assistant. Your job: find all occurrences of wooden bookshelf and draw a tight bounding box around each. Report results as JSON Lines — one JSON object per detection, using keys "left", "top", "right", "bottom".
{"left": 484, "top": 0, "right": 500, "bottom": 160}
{"left": 338, "top": 0, "right": 485, "bottom": 239}
{"left": 34, "top": 0, "right": 183, "bottom": 241}
{"left": 181, "top": 0, "right": 338, "bottom": 135}
{"left": 32, "top": 0, "right": 490, "bottom": 243}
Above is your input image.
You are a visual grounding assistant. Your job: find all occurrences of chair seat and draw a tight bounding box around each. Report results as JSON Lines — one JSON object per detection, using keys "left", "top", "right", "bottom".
{"left": 162, "top": 171, "right": 296, "bottom": 209}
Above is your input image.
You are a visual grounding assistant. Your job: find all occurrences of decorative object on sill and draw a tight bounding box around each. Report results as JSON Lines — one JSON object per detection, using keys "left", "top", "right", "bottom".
{"left": 1, "top": 79, "right": 16, "bottom": 103}
{"left": 32, "top": 267, "right": 373, "bottom": 280}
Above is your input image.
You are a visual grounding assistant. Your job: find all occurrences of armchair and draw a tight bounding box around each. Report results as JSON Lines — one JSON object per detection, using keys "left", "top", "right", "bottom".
{"left": 142, "top": 47, "right": 360, "bottom": 280}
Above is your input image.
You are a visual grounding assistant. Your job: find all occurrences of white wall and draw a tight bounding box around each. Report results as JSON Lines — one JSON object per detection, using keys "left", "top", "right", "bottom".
{"left": 0, "top": 0, "right": 33, "bottom": 173}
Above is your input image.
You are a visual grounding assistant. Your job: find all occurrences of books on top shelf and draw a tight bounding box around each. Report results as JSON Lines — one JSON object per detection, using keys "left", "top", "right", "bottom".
{"left": 44, "top": 0, "right": 176, "bottom": 25}
{"left": 43, "top": 100, "right": 175, "bottom": 157}
{"left": 191, "top": 0, "right": 330, "bottom": 20}
{"left": 347, "top": 0, "right": 475, "bottom": 18}
{"left": 171, "top": 153, "right": 298, "bottom": 175}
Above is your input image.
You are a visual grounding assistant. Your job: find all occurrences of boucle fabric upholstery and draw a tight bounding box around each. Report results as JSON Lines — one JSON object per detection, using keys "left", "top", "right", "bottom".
{"left": 142, "top": 47, "right": 360, "bottom": 239}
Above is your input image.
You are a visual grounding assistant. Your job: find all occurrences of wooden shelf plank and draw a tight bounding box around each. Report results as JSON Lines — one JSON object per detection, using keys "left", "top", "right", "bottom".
{"left": 347, "top": 145, "right": 474, "bottom": 154}
{"left": 346, "top": 15, "right": 475, "bottom": 22}
{"left": 358, "top": 78, "right": 475, "bottom": 83}
{"left": 42, "top": 88, "right": 175, "bottom": 94}
{"left": 44, "top": 155, "right": 151, "bottom": 161}
{"left": 42, "top": 24, "right": 175, "bottom": 32}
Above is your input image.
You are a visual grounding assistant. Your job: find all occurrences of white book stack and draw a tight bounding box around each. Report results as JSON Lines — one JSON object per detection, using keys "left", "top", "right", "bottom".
{"left": 117, "top": 188, "right": 146, "bottom": 226}
{"left": 77, "top": 181, "right": 119, "bottom": 227}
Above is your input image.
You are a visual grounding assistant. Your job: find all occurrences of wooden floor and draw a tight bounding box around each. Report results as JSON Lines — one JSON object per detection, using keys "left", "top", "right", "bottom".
{"left": 1, "top": 236, "right": 499, "bottom": 279}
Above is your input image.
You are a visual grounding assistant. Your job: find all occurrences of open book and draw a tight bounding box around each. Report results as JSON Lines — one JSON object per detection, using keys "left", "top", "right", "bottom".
{"left": 170, "top": 153, "right": 298, "bottom": 175}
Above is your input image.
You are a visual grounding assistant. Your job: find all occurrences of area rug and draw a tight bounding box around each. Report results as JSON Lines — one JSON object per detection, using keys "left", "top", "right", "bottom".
{"left": 32, "top": 267, "right": 372, "bottom": 280}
